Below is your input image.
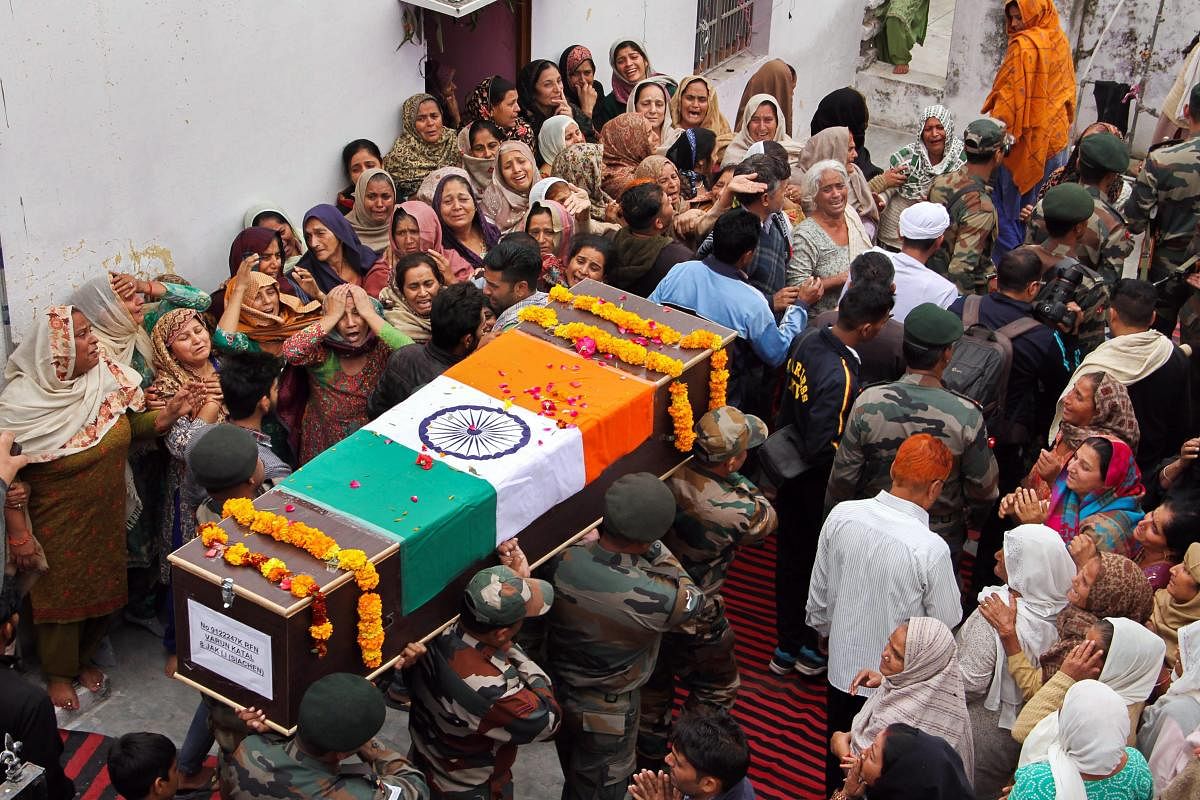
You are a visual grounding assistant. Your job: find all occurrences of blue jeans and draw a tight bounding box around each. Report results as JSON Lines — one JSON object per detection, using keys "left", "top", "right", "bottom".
{"left": 178, "top": 700, "right": 214, "bottom": 776}
{"left": 991, "top": 148, "right": 1070, "bottom": 264}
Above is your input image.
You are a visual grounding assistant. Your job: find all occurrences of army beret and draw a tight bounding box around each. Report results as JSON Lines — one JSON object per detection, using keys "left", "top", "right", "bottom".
{"left": 904, "top": 303, "right": 963, "bottom": 348}
{"left": 463, "top": 565, "right": 553, "bottom": 627}
{"left": 1041, "top": 183, "right": 1095, "bottom": 225}
{"left": 186, "top": 424, "right": 259, "bottom": 491}
{"left": 604, "top": 472, "right": 676, "bottom": 543}
{"left": 1078, "top": 133, "right": 1129, "bottom": 174}
{"left": 694, "top": 406, "right": 767, "bottom": 463}
{"left": 297, "top": 673, "right": 385, "bottom": 753}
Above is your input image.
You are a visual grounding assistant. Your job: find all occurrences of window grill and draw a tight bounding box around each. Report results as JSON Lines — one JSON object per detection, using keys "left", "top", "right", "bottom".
{"left": 694, "top": 0, "right": 755, "bottom": 73}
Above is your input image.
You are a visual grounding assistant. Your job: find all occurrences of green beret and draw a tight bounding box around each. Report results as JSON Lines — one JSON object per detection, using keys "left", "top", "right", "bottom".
{"left": 1041, "top": 183, "right": 1095, "bottom": 225}
{"left": 604, "top": 472, "right": 675, "bottom": 543}
{"left": 186, "top": 424, "right": 259, "bottom": 491}
{"left": 904, "top": 303, "right": 963, "bottom": 348}
{"left": 298, "top": 673, "right": 385, "bottom": 753}
{"left": 1078, "top": 133, "right": 1129, "bottom": 174}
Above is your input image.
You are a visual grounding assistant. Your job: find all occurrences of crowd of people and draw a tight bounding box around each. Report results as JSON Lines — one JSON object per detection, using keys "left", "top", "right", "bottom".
{"left": 3, "top": 1, "right": 1200, "bottom": 797}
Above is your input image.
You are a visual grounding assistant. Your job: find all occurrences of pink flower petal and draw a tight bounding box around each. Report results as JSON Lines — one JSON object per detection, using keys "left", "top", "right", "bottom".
{"left": 410, "top": 495, "right": 419, "bottom": 503}
{"left": 570, "top": 381, "right": 582, "bottom": 388}
{"left": 284, "top": 504, "right": 296, "bottom": 513}
{"left": 349, "top": 480, "right": 361, "bottom": 489}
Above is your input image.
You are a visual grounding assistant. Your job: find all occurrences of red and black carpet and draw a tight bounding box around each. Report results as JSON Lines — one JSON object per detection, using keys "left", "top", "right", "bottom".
{"left": 59, "top": 730, "right": 218, "bottom": 800}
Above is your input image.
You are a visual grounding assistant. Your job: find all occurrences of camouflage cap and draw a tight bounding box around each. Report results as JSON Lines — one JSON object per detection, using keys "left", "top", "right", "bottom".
{"left": 1041, "top": 183, "right": 1095, "bottom": 225}
{"left": 604, "top": 472, "right": 676, "bottom": 543}
{"left": 298, "top": 673, "right": 386, "bottom": 753}
{"left": 963, "top": 119, "right": 1005, "bottom": 155}
{"left": 694, "top": 406, "right": 768, "bottom": 462}
{"left": 904, "top": 303, "right": 963, "bottom": 348}
{"left": 1078, "top": 132, "right": 1129, "bottom": 174}
{"left": 463, "top": 565, "right": 553, "bottom": 627}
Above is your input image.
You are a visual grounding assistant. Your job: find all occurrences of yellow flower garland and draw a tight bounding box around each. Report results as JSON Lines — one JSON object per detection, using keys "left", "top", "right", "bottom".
{"left": 517, "top": 312, "right": 686, "bottom": 377}
{"left": 679, "top": 329, "right": 725, "bottom": 351}
{"left": 708, "top": 348, "right": 729, "bottom": 411}
{"left": 548, "top": 285, "right": 684, "bottom": 345}
{"left": 357, "top": 592, "right": 384, "bottom": 668}
{"left": 668, "top": 381, "right": 696, "bottom": 453}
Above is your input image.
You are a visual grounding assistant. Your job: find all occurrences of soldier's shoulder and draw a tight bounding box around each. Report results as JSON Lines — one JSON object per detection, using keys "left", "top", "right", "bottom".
{"left": 1149, "top": 137, "right": 1200, "bottom": 167}
{"left": 935, "top": 385, "right": 987, "bottom": 421}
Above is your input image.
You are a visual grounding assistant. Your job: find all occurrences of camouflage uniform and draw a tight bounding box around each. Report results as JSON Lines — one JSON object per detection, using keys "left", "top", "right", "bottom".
{"left": 545, "top": 538, "right": 703, "bottom": 800}
{"left": 221, "top": 734, "right": 429, "bottom": 799}
{"left": 824, "top": 372, "right": 999, "bottom": 552}
{"left": 1027, "top": 241, "right": 1111, "bottom": 357}
{"left": 407, "top": 621, "right": 560, "bottom": 799}
{"left": 636, "top": 460, "right": 777, "bottom": 765}
{"left": 1026, "top": 184, "right": 1134, "bottom": 286}
{"left": 928, "top": 168, "right": 997, "bottom": 295}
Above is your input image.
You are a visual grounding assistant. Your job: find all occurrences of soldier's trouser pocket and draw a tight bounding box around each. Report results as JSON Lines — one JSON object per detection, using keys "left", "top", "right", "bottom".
{"left": 557, "top": 689, "right": 638, "bottom": 800}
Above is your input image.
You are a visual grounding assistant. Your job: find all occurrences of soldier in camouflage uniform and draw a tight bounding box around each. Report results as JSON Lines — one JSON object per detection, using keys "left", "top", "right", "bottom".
{"left": 927, "top": 119, "right": 1007, "bottom": 294}
{"left": 544, "top": 472, "right": 705, "bottom": 800}
{"left": 1026, "top": 132, "right": 1134, "bottom": 287}
{"left": 636, "top": 407, "right": 777, "bottom": 768}
{"left": 824, "top": 303, "right": 999, "bottom": 557}
{"left": 221, "top": 671, "right": 429, "bottom": 800}
{"left": 1125, "top": 83, "right": 1200, "bottom": 336}
{"left": 406, "top": 562, "right": 560, "bottom": 800}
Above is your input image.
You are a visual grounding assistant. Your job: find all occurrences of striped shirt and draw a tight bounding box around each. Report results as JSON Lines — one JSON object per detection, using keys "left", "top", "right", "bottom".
{"left": 806, "top": 491, "right": 962, "bottom": 695}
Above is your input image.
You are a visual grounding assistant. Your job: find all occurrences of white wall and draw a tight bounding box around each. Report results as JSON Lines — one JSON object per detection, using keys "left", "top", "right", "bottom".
{"left": 0, "top": 0, "right": 427, "bottom": 350}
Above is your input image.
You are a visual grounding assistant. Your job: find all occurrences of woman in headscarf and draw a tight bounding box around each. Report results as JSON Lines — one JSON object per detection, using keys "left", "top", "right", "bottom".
{"left": 811, "top": 87, "right": 880, "bottom": 180}
{"left": 290, "top": 204, "right": 390, "bottom": 303}
{"left": 345, "top": 168, "right": 398, "bottom": 254}
{"left": 599, "top": 112, "right": 657, "bottom": 199}
{"left": 1004, "top": 436, "right": 1145, "bottom": 556}
{"left": 0, "top": 306, "right": 193, "bottom": 709}
{"left": 984, "top": 0, "right": 1077, "bottom": 257}
{"left": 1151, "top": 543, "right": 1200, "bottom": 669}
{"left": 665, "top": 128, "right": 718, "bottom": 202}
{"left": 627, "top": 78, "right": 677, "bottom": 152}
{"left": 962, "top": 524, "right": 1076, "bottom": 799}
{"left": 1139, "top": 620, "right": 1200, "bottom": 792}
{"left": 559, "top": 44, "right": 605, "bottom": 132}
{"left": 463, "top": 75, "right": 535, "bottom": 152}
{"left": 734, "top": 59, "right": 796, "bottom": 137}
{"left": 335, "top": 139, "right": 384, "bottom": 215}
{"left": 721, "top": 94, "right": 805, "bottom": 174}
{"left": 1011, "top": 680, "right": 1153, "bottom": 800}
{"left": 214, "top": 250, "right": 322, "bottom": 356}
{"left": 1016, "top": 617, "right": 1164, "bottom": 748}
{"left": 481, "top": 140, "right": 538, "bottom": 232}
{"left": 537, "top": 115, "right": 585, "bottom": 176}
{"left": 523, "top": 199, "right": 575, "bottom": 289}
{"left": 633, "top": 155, "right": 686, "bottom": 217}
{"left": 243, "top": 203, "right": 307, "bottom": 270}
{"left": 788, "top": 160, "right": 872, "bottom": 313}
{"left": 833, "top": 723, "right": 976, "bottom": 800}
{"left": 801, "top": 126, "right": 881, "bottom": 237}
{"left": 433, "top": 172, "right": 501, "bottom": 283}
{"left": 593, "top": 39, "right": 673, "bottom": 132}
{"left": 209, "top": 226, "right": 299, "bottom": 323}
{"left": 456, "top": 121, "right": 502, "bottom": 195}
{"left": 552, "top": 142, "right": 618, "bottom": 223}
{"left": 669, "top": 76, "right": 734, "bottom": 167}
{"left": 831, "top": 617, "right": 974, "bottom": 784}
{"left": 872, "top": 105, "right": 966, "bottom": 250}
{"left": 384, "top": 202, "right": 453, "bottom": 282}
{"left": 379, "top": 253, "right": 443, "bottom": 344}
{"left": 517, "top": 59, "right": 595, "bottom": 154}
{"left": 383, "top": 93, "right": 462, "bottom": 201}
{"left": 281, "top": 284, "right": 413, "bottom": 464}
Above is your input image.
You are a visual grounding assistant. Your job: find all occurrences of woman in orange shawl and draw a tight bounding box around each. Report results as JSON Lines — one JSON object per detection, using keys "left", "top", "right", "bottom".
{"left": 983, "top": 0, "right": 1077, "bottom": 257}
{"left": 213, "top": 242, "right": 322, "bottom": 356}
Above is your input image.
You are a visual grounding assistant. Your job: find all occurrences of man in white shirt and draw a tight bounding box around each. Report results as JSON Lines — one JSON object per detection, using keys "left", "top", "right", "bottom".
{"left": 887, "top": 202, "right": 960, "bottom": 321}
{"left": 806, "top": 432, "right": 962, "bottom": 794}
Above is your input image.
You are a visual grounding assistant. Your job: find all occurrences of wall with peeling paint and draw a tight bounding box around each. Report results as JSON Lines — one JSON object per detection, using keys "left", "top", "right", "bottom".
{"left": 0, "top": 0, "right": 427, "bottom": 358}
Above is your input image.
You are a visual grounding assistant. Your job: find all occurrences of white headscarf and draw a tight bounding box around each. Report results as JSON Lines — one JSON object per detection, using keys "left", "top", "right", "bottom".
{"left": 69, "top": 276, "right": 154, "bottom": 370}
{"left": 626, "top": 78, "right": 679, "bottom": 153}
{"left": 977, "top": 524, "right": 1075, "bottom": 729}
{"left": 242, "top": 202, "right": 308, "bottom": 269}
{"left": 721, "top": 93, "right": 806, "bottom": 169}
{"left": 1047, "top": 681, "right": 1131, "bottom": 800}
{"left": 1166, "top": 620, "right": 1200, "bottom": 701}
{"left": 529, "top": 177, "right": 567, "bottom": 206}
{"left": 537, "top": 115, "right": 577, "bottom": 168}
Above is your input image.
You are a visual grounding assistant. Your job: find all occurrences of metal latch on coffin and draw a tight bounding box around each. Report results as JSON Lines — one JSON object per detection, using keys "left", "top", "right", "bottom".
{"left": 221, "top": 578, "right": 235, "bottom": 609}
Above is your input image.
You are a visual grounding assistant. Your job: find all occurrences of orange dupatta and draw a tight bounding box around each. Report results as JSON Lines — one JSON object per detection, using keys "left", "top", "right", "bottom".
{"left": 233, "top": 271, "right": 322, "bottom": 345}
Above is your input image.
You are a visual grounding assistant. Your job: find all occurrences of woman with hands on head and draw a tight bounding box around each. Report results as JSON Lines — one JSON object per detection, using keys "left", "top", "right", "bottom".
{"left": 213, "top": 246, "right": 322, "bottom": 356}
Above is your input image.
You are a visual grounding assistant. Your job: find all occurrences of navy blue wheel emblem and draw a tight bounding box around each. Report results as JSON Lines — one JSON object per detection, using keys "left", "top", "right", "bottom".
{"left": 418, "top": 404, "right": 530, "bottom": 460}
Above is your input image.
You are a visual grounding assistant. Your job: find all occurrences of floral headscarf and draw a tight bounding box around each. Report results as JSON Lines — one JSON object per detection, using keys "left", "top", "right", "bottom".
{"left": 1058, "top": 371, "right": 1141, "bottom": 452}
{"left": 149, "top": 309, "right": 216, "bottom": 400}
{"left": 463, "top": 76, "right": 536, "bottom": 151}
{"left": 1037, "top": 122, "right": 1125, "bottom": 205}
{"left": 552, "top": 143, "right": 613, "bottom": 221}
{"left": 383, "top": 93, "right": 462, "bottom": 200}
{"left": 888, "top": 105, "right": 967, "bottom": 201}
{"left": 1046, "top": 436, "right": 1144, "bottom": 547}
{"left": 481, "top": 140, "right": 538, "bottom": 232}
{"left": 559, "top": 44, "right": 602, "bottom": 110}
{"left": 599, "top": 112, "right": 656, "bottom": 199}
{"left": 634, "top": 155, "right": 685, "bottom": 213}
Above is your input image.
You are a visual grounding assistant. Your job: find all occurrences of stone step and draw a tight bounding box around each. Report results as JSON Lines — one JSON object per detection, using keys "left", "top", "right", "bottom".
{"left": 855, "top": 61, "right": 946, "bottom": 133}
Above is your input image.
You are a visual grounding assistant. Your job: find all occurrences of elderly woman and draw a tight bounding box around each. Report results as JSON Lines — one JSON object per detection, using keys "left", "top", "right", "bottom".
{"left": 960, "top": 524, "right": 1075, "bottom": 799}
{"left": 593, "top": 39, "right": 672, "bottom": 131}
{"left": 214, "top": 250, "right": 322, "bottom": 356}
{"left": 335, "top": 139, "right": 383, "bottom": 214}
{"left": 1003, "top": 435, "right": 1145, "bottom": 556}
{"left": 281, "top": 284, "right": 413, "bottom": 464}
{"left": 553, "top": 142, "right": 618, "bottom": 223}
{"left": 517, "top": 59, "right": 594, "bottom": 152}
{"left": 243, "top": 203, "right": 307, "bottom": 270}
{"left": 628, "top": 79, "right": 676, "bottom": 152}
{"left": 734, "top": 59, "right": 796, "bottom": 138}
{"left": 345, "top": 168, "right": 398, "bottom": 253}
{"left": 802, "top": 126, "right": 881, "bottom": 239}
{"left": 291, "top": 204, "right": 390, "bottom": 304}
{"left": 788, "top": 159, "right": 872, "bottom": 313}
{"left": 872, "top": 106, "right": 966, "bottom": 250}
{"left": 831, "top": 618, "right": 974, "bottom": 786}
{"left": 634, "top": 155, "right": 686, "bottom": 216}
{"left": 463, "top": 75, "right": 535, "bottom": 152}
{"left": 379, "top": 253, "right": 442, "bottom": 344}
{"left": 481, "top": 141, "right": 538, "bottom": 232}
{"left": 456, "top": 120, "right": 502, "bottom": 195}
{"left": 537, "top": 115, "right": 586, "bottom": 176}
{"left": 832, "top": 723, "right": 975, "bottom": 800}
{"left": 669, "top": 75, "right": 734, "bottom": 167}
{"left": 599, "top": 112, "right": 657, "bottom": 199}
{"left": 383, "top": 93, "right": 462, "bottom": 201}
{"left": 558, "top": 44, "right": 605, "bottom": 130}
{"left": 722, "top": 94, "right": 804, "bottom": 173}
{"left": 523, "top": 200, "right": 575, "bottom": 289}
{"left": 1012, "top": 680, "right": 1154, "bottom": 800}
{"left": 0, "top": 307, "right": 194, "bottom": 708}
{"left": 434, "top": 173, "right": 501, "bottom": 282}
{"left": 1139, "top": 620, "right": 1200, "bottom": 792}
{"left": 1151, "top": 543, "right": 1200, "bottom": 669}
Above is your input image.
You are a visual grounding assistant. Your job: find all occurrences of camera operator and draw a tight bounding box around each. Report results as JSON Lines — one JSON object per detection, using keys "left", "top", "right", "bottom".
{"left": 1025, "top": 184, "right": 1111, "bottom": 357}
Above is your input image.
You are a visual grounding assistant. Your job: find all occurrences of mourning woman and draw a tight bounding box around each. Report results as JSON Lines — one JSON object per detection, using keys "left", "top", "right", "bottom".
{"left": 517, "top": 59, "right": 595, "bottom": 155}
{"left": 383, "top": 93, "right": 462, "bottom": 200}
{"left": 290, "top": 204, "right": 391, "bottom": 303}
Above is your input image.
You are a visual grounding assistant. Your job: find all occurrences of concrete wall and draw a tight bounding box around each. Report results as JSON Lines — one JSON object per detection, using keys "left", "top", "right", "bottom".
{"left": 0, "top": 0, "right": 428, "bottom": 351}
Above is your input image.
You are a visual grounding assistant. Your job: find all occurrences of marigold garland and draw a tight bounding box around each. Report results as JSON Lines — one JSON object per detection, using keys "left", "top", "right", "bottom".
{"left": 199, "top": 523, "right": 228, "bottom": 548}
{"left": 708, "top": 348, "right": 729, "bottom": 411}
{"left": 668, "top": 381, "right": 696, "bottom": 453}
{"left": 217, "top": 542, "right": 330, "bottom": 655}
{"left": 679, "top": 329, "right": 725, "bottom": 351}
{"left": 548, "top": 285, "right": 684, "bottom": 345}
{"left": 357, "top": 592, "right": 384, "bottom": 668}
{"left": 519, "top": 313, "right": 686, "bottom": 377}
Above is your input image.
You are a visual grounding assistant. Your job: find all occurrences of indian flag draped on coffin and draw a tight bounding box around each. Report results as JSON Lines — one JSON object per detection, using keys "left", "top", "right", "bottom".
{"left": 281, "top": 331, "right": 655, "bottom": 612}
